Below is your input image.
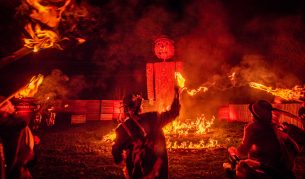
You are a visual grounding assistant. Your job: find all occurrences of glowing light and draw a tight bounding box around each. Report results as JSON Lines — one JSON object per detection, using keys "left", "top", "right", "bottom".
{"left": 103, "top": 114, "right": 218, "bottom": 150}
{"left": 249, "top": 82, "right": 305, "bottom": 101}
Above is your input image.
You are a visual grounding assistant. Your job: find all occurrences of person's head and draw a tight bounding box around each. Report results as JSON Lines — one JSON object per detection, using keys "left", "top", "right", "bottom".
{"left": 249, "top": 100, "right": 273, "bottom": 124}
{"left": 123, "top": 93, "right": 143, "bottom": 117}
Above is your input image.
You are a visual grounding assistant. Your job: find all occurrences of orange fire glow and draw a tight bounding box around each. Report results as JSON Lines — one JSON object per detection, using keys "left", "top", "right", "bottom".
{"left": 26, "top": 0, "right": 71, "bottom": 28}
{"left": 249, "top": 82, "right": 305, "bottom": 101}
{"left": 103, "top": 114, "right": 218, "bottom": 149}
{"left": 175, "top": 72, "right": 209, "bottom": 96}
{"left": 175, "top": 72, "right": 185, "bottom": 88}
{"left": 24, "top": 24, "right": 61, "bottom": 52}
{"left": 23, "top": 0, "right": 72, "bottom": 52}
{"left": 15, "top": 74, "right": 44, "bottom": 98}
{"left": 164, "top": 114, "right": 218, "bottom": 149}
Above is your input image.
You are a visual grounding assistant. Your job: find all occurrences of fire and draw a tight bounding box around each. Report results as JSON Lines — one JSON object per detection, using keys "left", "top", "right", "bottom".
{"left": 164, "top": 114, "right": 218, "bottom": 149}
{"left": 24, "top": 24, "right": 61, "bottom": 52}
{"left": 175, "top": 72, "right": 209, "bottom": 96}
{"left": 26, "top": 0, "right": 71, "bottom": 28}
{"left": 175, "top": 72, "right": 185, "bottom": 88}
{"left": 16, "top": 74, "right": 44, "bottom": 98}
{"left": 249, "top": 82, "right": 305, "bottom": 101}
{"left": 103, "top": 131, "right": 117, "bottom": 143}
{"left": 103, "top": 114, "right": 218, "bottom": 150}
{"left": 23, "top": 0, "right": 72, "bottom": 52}
{"left": 186, "top": 87, "right": 209, "bottom": 96}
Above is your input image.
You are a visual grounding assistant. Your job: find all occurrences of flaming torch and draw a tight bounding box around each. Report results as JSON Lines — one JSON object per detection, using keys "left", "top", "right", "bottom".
{"left": 175, "top": 72, "right": 209, "bottom": 96}
{"left": 0, "top": 74, "right": 44, "bottom": 107}
{"left": 249, "top": 82, "right": 305, "bottom": 102}
{"left": 0, "top": 0, "right": 86, "bottom": 68}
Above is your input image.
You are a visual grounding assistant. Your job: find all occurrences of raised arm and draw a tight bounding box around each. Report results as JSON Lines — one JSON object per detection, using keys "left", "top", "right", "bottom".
{"left": 158, "top": 86, "right": 181, "bottom": 128}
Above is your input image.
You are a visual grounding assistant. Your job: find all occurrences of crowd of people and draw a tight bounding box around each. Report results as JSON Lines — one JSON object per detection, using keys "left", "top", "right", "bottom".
{"left": 0, "top": 99, "right": 35, "bottom": 178}
{"left": 112, "top": 92, "right": 305, "bottom": 178}
{"left": 1, "top": 86, "right": 305, "bottom": 178}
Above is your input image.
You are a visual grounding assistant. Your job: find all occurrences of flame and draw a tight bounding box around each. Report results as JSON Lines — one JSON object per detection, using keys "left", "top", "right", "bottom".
{"left": 103, "top": 130, "right": 117, "bottom": 143}
{"left": 164, "top": 114, "right": 218, "bottom": 149}
{"left": 249, "top": 82, "right": 305, "bottom": 101}
{"left": 175, "top": 72, "right": 209, "bottom": 96}
{"left": 26, "top": 0, "right": 71, "bottom": 28}
{"left": 175, "top": 72, "right": 185, "bottom": 88}
{"left": 23, "top": 0, "right": 72, "bottom": 52}
{"left": 16, "top": 74, "right": 44, "bottom": 98}
{"left": 24, "top": 24, "right": 61, "bottom": 52}
{"left": 103, "top": 114, "right": 218, "bottom": 150}
{"left": 186, "top": 86, "right": 209, "bottom": 96}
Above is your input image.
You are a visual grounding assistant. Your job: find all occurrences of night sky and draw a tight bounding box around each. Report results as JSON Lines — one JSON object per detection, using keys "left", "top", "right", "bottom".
{"left": 0, "top": 0, "right": 304, "bottom": 102}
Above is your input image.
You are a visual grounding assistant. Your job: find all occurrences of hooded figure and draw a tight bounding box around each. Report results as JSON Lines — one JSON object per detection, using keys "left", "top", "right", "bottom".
{"left": 112, "top": 87, "right": 180, "bottom": 179}
{"left": 229, "top": 100, "right": 300, "bottom": 178}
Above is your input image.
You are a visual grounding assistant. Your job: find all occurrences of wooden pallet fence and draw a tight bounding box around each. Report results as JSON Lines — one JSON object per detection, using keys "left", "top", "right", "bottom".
{"left": 219, "top": 103, "right": 303, "bottom": 129}
{"left": 71, "top": 114, "right": 86, "bottom": 124}
{"left": 86, "top": 100, "right": 101, "bottom": 121}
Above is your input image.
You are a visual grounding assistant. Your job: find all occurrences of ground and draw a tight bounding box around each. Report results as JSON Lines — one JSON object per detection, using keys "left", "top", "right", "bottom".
{"left": 30, "top": 120, "right": 305, "bottom": 178}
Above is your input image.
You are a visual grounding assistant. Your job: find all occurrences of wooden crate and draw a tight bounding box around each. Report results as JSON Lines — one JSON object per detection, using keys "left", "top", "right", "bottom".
{"left": 86, "top": 113, "right": 100, "bottom": 121}
{"left": 71, "top": 114, "right": 86, "bottom": 124}
{"left": 100, "top": 113, "right": 113, "bottom": 120}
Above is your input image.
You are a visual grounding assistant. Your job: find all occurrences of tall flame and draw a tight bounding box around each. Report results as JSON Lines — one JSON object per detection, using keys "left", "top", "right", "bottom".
{"left": 16, "top": 74, "right": 44, "bottom": 98}
{"left": 175, "top": 72, "right": 209, "bottom": 96}
{"left": 249, "top": 82, "right": 305, "bottom": 101}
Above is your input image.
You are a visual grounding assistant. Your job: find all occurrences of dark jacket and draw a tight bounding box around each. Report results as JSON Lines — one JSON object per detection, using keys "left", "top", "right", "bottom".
{"left": 238, "top": 121, "right": 299, "bottom": 177}
{"left": 112, "top": 97, "right": 180, "bottom": 179}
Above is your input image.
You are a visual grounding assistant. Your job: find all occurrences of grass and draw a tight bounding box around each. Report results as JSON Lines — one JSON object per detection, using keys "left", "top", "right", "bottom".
{"left": 30, "top": 120, "right": 305, "bottom": 178}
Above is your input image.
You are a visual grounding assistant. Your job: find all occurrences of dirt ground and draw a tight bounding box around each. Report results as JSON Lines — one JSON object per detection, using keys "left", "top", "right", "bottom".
{"left": 30, "top": 120, "right": 305, "bottom": 179}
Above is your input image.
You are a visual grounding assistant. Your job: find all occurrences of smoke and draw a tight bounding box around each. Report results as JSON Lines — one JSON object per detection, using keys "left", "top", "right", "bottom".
{"left": 58, "top": 0, "right": 305, "bottom": 111}
{"left": 34, "top": 69, "right": 87, "bottom": 101}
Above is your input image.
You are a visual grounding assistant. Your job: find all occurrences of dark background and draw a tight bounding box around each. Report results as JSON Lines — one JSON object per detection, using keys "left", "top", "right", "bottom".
{"left": 0, "top": 0, "right": 304, "bottom": 101}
